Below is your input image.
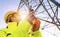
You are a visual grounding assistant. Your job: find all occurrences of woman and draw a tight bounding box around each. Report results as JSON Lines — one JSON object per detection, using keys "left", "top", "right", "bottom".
{"left": 0, "top": 11, "right": 20, "bottom": 37}
{"left": 0, "top": 11, "right": 32, "bottom": 37}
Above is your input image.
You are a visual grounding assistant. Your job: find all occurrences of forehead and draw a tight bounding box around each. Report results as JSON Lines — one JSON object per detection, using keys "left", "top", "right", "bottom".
{"left": 12, "top": 12, "right": 19, "bottom": 15}
{"left": 8, "top": 13, "right": 18, "bottom": 17}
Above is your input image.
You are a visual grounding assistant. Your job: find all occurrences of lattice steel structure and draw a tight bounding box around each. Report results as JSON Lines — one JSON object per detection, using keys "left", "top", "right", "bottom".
{"left": 17, "top": 0, "right": 60, "bottom": 37}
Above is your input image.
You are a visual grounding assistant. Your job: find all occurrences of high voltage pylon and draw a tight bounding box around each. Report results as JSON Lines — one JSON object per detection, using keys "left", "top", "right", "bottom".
{"left": 17, "top": 0, "right": 60, "bottom": 37}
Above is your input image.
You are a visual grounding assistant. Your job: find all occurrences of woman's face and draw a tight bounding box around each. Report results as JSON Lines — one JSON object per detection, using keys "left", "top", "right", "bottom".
{"left": 10, "top": 13, "right": 20, "bottom": 22}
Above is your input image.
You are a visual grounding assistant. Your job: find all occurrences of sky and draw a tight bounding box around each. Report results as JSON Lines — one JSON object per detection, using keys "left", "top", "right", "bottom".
{"left": 0, "top": 0, "right": 20, "bottom": 28}
{"left": 0, "top": 0, "right": 60, "bottom": 37}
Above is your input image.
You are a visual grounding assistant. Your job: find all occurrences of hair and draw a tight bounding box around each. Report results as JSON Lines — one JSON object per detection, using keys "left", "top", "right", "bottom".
{"left": 27, "top": 9, "right": 40, "bottom": 31}
{"left": 6, "top": 14, "right": 13, "bottom": 23}
{"left": 5, "top": 12, "right": 20, "bottom": 23}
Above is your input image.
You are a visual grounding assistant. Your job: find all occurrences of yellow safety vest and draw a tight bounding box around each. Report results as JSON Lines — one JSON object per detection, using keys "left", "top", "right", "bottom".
{"left": 0, "top": 20, "right": 42, "bottom": 37}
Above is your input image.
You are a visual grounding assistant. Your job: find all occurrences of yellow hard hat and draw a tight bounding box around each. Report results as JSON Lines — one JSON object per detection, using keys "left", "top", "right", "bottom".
{"left": 4, "top": 11, "right": 20, "bottom": 23}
